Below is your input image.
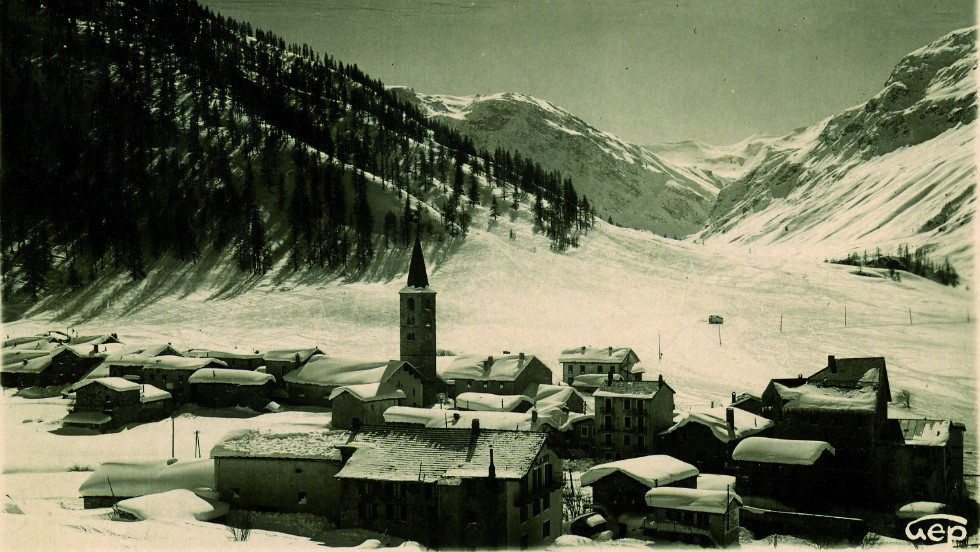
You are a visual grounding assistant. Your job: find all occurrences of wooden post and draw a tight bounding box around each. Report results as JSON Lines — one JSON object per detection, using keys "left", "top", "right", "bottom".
{"left": 171, "top": 416, "right": 175, "bottom": 458}
{"left": 909, "top": 308, "right": 913, "bottom": 325}
{"left": 718, "top": 325, "right": 722, "bottom": 346}
{"left": 844, "top": 305, "right": 847, "bottom": 327}
{"left": 780, "top": 314, "right": 783, "bottom": 333}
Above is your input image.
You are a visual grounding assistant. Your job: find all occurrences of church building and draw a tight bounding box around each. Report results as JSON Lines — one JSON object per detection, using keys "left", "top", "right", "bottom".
{"left": 400, "top": 237, "right": 441, "bottom": 405}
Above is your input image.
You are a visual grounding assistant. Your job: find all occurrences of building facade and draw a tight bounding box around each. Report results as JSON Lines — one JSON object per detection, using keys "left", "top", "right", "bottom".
{"left": 336, "top": 425, "right": 563, "bottom": 550}
{"left": 559, "top": 346, "right": 641, "bottom": 385}
{"left": 594, "top": 377, "right": 675, "bottom": 460}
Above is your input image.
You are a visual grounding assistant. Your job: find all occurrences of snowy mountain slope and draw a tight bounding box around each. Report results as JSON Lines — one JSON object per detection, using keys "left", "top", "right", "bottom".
{"left": 698, "top": 27, "right": 978, "bottom": 275}
{"left": 645, "top": 133, "right": 783, "bottom": 182}
{"left": 391, "top": 89, "right": 723, "bottom": 237}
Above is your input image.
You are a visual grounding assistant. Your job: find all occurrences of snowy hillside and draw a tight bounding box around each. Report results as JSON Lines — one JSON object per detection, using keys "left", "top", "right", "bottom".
{"left": 698, "top": 27, "right": 978, "bottom": 276}
{"left": 9, "top": 198, "right": 976, "bottom": 448}
{"left": 645, "top": 134, "right": 783, "bottom": 183}
{"left": 392, "top": 89, "right": 722, "bottom": 237}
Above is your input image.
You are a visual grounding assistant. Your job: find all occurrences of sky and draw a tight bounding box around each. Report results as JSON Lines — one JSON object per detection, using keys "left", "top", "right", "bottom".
{"left": 201, "top": 0, "right": 976, "bottom": 146}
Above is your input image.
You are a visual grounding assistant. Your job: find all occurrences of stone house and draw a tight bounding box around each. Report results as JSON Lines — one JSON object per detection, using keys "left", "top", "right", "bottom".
{"left": 210, "top": 430, "right": 351, "bottom": 520}
{"left": 641, "top": 487, "right": 742, "bottom": 547}
{"left": 282, "top": 358, "right": 424, "bottom": 408}
{"left": 335, "top": 424, "right": 563, "bottom": 550}
{"left": 559, "top": 346, "right": 641, "bottom": 385}
{"left": 659, "top": 406, "right": 774, "bottom": 474}
{"left": 594, "top": 376, "right": 675, "bottom": 460}
{"left": 438, "top": 353, "right": 552, "bottom": 398}
{"left": 329, "top": 382, "right": 407, "bottom": 429}
{"left": 63, "top": 377, "right": 173, "bottom": 431}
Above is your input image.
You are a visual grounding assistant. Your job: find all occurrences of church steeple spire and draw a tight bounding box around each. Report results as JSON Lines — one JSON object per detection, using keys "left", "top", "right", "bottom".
{"left": 407, "top": 235, "right": 429, "bottom": 288}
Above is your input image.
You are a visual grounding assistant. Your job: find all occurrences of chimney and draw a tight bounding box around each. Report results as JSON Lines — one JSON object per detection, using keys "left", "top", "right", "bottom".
{"left": 519, "top": 352, "right": 525, "bottom": 361}
{"left": 472, "top": 418, "right": 480, "bottom": 432}
{"left": 581, "top": 346, "right": 586, "bottom": 353}
{"left": 488, "top": 446, "right": 496, "bottom": 480}
{"left": 531, "top": 410, "right": 538, "bottom": 423}
{"left": 453, "top": 412, "right": 461, "bottom": 423}
{"left": 485, "top": 356, "right": 494, "bottom": 371}
{"left": 726, "top": 407, "right": 736, "bottom": 442}
{"left": 658, "top": 374, "right": 664, "bottom": 386}
{"left": 608, "top": 346, "right": 613, "bottom": 356}
{"left": 828, "top": 355, "right": 837, "bottom": 374}
{"left": 607, "top": 372, "right": 614, "bottom": 385}
{"left": 92, "top": 344, "right": 99, "bottom": 355}
{"left": 731, "top": 392, "right": 737, "bottom": 404}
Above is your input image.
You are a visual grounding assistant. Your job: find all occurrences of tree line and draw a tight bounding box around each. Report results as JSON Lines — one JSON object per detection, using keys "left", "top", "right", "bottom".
{"left": 828, "top": 245, "right": 959, "bottom": 287}
{"left": 1, "top": 0, "right": 594, "bottom": 304}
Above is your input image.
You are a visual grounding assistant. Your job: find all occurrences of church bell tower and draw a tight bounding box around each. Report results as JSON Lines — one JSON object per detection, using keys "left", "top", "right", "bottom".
{"left": 400, "top": 236, "right": 437, "bottom": 403}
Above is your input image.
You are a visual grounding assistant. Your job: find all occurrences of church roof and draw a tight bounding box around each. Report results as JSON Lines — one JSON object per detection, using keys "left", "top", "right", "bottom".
{"left": 406, "top": 236, "right": 429, "bottom": 289}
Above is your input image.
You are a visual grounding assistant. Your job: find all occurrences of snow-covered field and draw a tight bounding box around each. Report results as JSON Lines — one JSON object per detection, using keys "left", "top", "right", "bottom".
{"left": 2, "top": 210, "right": 975, "bottom": 550}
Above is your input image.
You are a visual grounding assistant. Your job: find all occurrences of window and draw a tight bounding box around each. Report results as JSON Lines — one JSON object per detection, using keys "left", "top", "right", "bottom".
{"left": 604, "top": 415, "right": 612, "bottom": 430}
{"left": 604, "top": 398, "right": 612, "bottom": 411}
{"left": 624, "top": 416, "right": 632, "bottom": 428}
{"left": 580, "top": 426, "right": 589, "bottom": 437}
{"left": 543, "top": 493, "right": 550, "bottom": 510}
{"left": 407, "top": 332, "right": 415, "bottom": 341}
{"left": 407, "top": 315, "right": 415, "bottom": 325}
{"left": 623, "top": 399, "right": 632, "bottom": 411}
{"left": 298, "top": 492, "right": 307, "bottom": 505}
{"left": 604, "top": 433, "right": 612, "bottom": 446}
{"left": 624, "top": 434, "right": 631, "bottom": 447}
{"left": 407, "top": 298, "right": 415, "bottom": 311}
{"left": 542, "top": 521, "right": 550, "bottom": 539}
{"left": 532, "top": 499, "right": 540, "bottom": 516}
{"left": 392, "top": 482, "right": 405, "bottom": 498}
{"left": 232, "top": 488, "right": 241, "bottom": 499}
{"left": 295, "top": 467, "right": 303, "bottom": 473}
{"left": 637, "top": 435, "right": 645, "bottom": 449}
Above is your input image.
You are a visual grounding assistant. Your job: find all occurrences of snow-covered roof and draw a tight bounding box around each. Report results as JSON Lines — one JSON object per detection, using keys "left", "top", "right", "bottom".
{"left": 645, "top": 487, "right": 741, "bottom": 514}
{"left": 283, "top": 357, "right": 411, "bottom": 386}
{"left": 696, "top": 473, "right": 736, "bottom": 492}
{"left": 336, "top": 426, "right": 548, "bottom": 482}
{"left": 594, "top": 380, "right": 668, "bottom": 399}
{"left": 72, "top": 335, "right": 122, "bottom": 346}
{"left": 559, "top": 347, "right": 637, "bottom": 364}
{"left": 137, "top": 356, "right": 229, "bottom": 371}
{"left": 896, "top": 501, "right": 947, "bottom": 520}
{"left": 188, "top": 368, "right": 275, "bottom": 386}
{"left": 140, "top": 384, "right": 171, "bottom": 403}
{"left": 3, "top": 336, "right": 58, "bottom": 349}
{"left": 79, "top": 459, "right": 214, "bottom": 497}
{"left": 808, "top": 357, "right": 885, "bottom": 389}
{"left": 662, "top": 407, "right": 774, "bottom": 443}
{"left": 71, "top": 377, "right": 140, "bottom": 393}
{"left": 329, "top": 382, "right": 406, "bottom": 402}
{"left": 524, "top": 383, "right": 584, "bottom": 409}
{"left": 774, "top": 382, "right": 877, "bottom": 413}
{"left": 897, "top": 418, "right": 952, "bottom": 446}
{"left": 382, "top": 406, "right": 558, "bottom": 431}
{"left": 580, "top": 455, "right": 699, "bottom": 488}
{"left": 572, "top": 374, "right": 622, "bottom": 388}
{"left": 114, "top": 489, "right": 229, "bottom": 521}
{"left": 2, "top": 349, "right": 50, "bottom": 365}
{"left": 437, "top": 353, "right": 542, "bottom": 382}
{"left": 629, "top": 362, "right": 647, "bottom": 374}
{"left": 1, "top": 347, "right": 86, "bottom": 374}
{"left": 263, "top": 348, "right": 323, "bottom": 363}
{"left": 104, "top": 344, "right": 181, "bottom": 362}
{"left": 185, "top": 348, "right": 263, "bottom": 360}
{"left": 61, "top": 411, "right": 113, "bottom": 425}
{"left": 732, "top": 437, "right": 835, "bottom": 465}
{"left": 210, "top": 429, "right": 350, "bottom": 460}
{"left": 454, "top": 392, "right": 532, "bottom": 412}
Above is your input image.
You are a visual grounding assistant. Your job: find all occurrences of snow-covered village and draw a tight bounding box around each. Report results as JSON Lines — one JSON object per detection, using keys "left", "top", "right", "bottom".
{"left": 1, "top": 0, "right": 978, "bottom": 550}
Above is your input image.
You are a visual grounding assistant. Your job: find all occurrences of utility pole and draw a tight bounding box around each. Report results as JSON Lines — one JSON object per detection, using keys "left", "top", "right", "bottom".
{"left": 171, "top": 416, "right": 175, "bottom": 458}
{"left": 658, "top": 332, "right": 662, "bottom": 361}
{"left": 909, "top": 308, "right": 913, "bottom": 325}
{"left": 844, "top": 305, "right": 848, "bottom": 327}
{"left": 194, "top": 430, "right": 201, "bottom": 459}
{"left": 780, "top": 314, "right": 783, "bottom": 333}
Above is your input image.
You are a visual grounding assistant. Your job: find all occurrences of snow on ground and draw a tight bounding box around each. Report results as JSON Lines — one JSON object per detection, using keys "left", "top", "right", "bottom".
{"left": 1, "top": 205, "right": 975, "bottom": 549}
